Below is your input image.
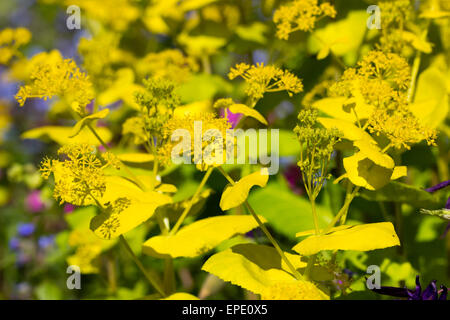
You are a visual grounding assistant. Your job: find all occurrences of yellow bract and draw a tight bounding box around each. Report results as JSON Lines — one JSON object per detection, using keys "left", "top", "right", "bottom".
{"left": 70, "top": 109, "right": 109, "bottom": 138}
{"left": 22, "top": 125, "right": 112, "bottom": 146}
{"left": 318, "top": 117, "right": 374, "bottom": 142}
{"left": 202, "top": 243, "right": 326, "bottom": 299}
{"left": 293, "top": 222, "right": 400, "bottom": 256}
{"left": 90, "top": 176, "right": 172, "bottom": 240}
{"left": 162, "top": 293, "right": 199, "bottom": 300}
{"left": 343, "top": 140, "right": 395, "bottom": 190}
{"left": 142, "top": 215, "right": 265, "bottom": 258}
{"left": 220, "top": 168, "right": 269, "bottom": 211}
{"left": 228, "top": 103, "right": 268, "bottom": 125}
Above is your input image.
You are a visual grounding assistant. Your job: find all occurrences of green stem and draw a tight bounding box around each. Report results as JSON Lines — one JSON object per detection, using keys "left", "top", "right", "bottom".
{"left": 322, "top": 186, "right": 360, "bottom": 234}
{"left": 170, "top": 167, "right": 213, "bottom": 235}
{"left": 119, "top": 235, "right": 166, "bottom": 297}
{"left": 217, "top": 167, "right": 303, "bottom": 281}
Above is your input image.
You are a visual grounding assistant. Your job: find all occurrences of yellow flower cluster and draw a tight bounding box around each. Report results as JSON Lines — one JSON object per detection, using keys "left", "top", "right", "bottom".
{"left": 368, "top": 108, "right": 437, "bottom": 150}
{"left": 273, "top": 0, "right": 336, "bottom": 40}
{"left": 261, "top": 281, "right": 327, "bottom": 300}
{"left": 0, "top": 27, "right": 31, "bottom": 65}
{"left": 136, "top": 49, "right": 198, "bottom": 83}
{"left": 330, "top": 50, "right": 436, "bottom": 149}
{"left": 158, "top": 113, "right": 231, "bottom": 170}
{"left": 15, "top": 58, "right": 94, "bottom": 115}
{"left": 65, "top": 0, "right": 139, "bottom": 31}
{"left": 40, "top": 144, "right": 116, "bottom": 205}
{"left": 228, "top": 63, "right": 303, "bottom": 103}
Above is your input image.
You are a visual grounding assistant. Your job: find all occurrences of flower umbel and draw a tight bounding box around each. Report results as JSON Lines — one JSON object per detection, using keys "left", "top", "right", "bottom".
{"left": 228, "top": 63, "right": 303, "bottom": 104}
{"left": 273, "top": 0, "right": 336, "bottom": 40}
{"left": 15, "top": 58, "right": 94, "bottom": 115}
{"left": 39, "top": 144, "right": 114, "bottom": 206}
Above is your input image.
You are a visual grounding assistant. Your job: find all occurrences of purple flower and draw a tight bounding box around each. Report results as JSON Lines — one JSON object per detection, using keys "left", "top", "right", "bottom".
{"left": 38, "top": 235, "right": 55, "bottom": 249}
{"left": 63, "top": 203, "right": 75, "bottom": 214}
{"left": 283, "top": 163, "right": 305, "bottom": 195}
{"left": 372, "top": 275, "right": 447, "bottom": 300}
{"left": 17, "top": 223, "right": 35, "bottom": 237}
{"left": 25, "top": 190, "right": 45, "bottom": 213}
{"left": 220, "top": 108, "right": 242, "bottom": 129}
{"left": 425, "top": 180, "right": 450, "bottom": 237}
{"left": 9, "top": 237, "right": 20, "bottom": 251}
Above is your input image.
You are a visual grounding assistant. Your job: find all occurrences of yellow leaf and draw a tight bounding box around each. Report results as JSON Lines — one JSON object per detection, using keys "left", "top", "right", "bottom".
{"left": 220, "top": 168, "right": 269, "bottom": 211}
{"left": 292, "top": 222, "right": 400, "bottom": 256}
{"left": 202, "top": 243, "right": 316, "bottom": 296}
{"left": 162, "top": 293, "right": 199, "bottom": 300}
{"left": 142, "top": 215, "right": 265, "bottom": 258}
{"left": 173, "top": 100, "right": 212, "bottom": 117}
{"left": 318, "top": 117, "right": 374, "bottom": 143}
{"left": 410, "top": 67, "right": 449, "bottom": 129}
{"left": 317, "top": 46, "right": 330, "bottom": 60}
{"left": 21, "top": 126, "right": 112, "bottom": 146}
{"left": 117, "top": 153, "right": 155, "bottom": 163}
{"left": 70, "top": 109, "right": 109, "bottom": 138}
{"left": 90, "top": 176, "right": 172, "bottom": 239}
{"left": 344, "top": 152, "right": 392, "bottom": 191}
{"left": 401, "top": 31, "right": 432, "bottom": 53}
{"left": 313, "top": 97, "right": 354, "bottom": 121}
{"left": 308, "top": 11, "right": 367, "bottom": 65}
{"left": 391, "top": 166, "right": 407, "bottom": 180}
{"left": 228, "top": 103, "right": 268, "bottom": 125}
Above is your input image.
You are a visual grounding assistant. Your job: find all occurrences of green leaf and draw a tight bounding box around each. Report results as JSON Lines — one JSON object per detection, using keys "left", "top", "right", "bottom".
{"left": 220, "top": 168, "right": 269, "bottom": 211}
{"left": 293, "top": 222, "right": 400, "bottom": 256}
{"left": 360, "top": 181, "right": 443, "bottom": 208}
{"left": 248, "top": 182, "right": 333, "bottom": 239}
{"left": 142, "top": 215, "right": 265, "bottom": 258}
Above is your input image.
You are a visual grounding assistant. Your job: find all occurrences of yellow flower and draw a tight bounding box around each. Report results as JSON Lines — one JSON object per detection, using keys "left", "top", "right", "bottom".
{"left": 0, "top": 27, "right": 31, "bottom": 65}
{"left": 158, "top": 112, "right": 231, "bottom": 170}
{"left": 261, "top": 281, "right": 328, "bottom": 300}
{"left": 136, "top": 49, "right": 198, "bottom": 83}
{"left": 273, "top": 0, "right": 336, "bottom": 40}
{"left": 15, "top": 58, "right": 94, "bottom": 115}
{"left": 40, "top": 144, "right": 114, "bottom": 206}
{"left": 228, "top": 62, "right": 303, "bottom": 102}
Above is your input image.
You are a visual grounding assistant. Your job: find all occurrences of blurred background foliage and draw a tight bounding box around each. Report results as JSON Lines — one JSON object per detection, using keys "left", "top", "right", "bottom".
{"left": 0, "top": 0, "right": 448, "bottom": 299}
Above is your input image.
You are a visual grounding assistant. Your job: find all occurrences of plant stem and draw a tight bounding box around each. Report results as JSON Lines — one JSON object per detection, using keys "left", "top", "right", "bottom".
{"left": 322, "top": 186, "right": 360, "bottom": 234}
{"left": 119, "top": 235, "right": 166, "bottom": 297}
{"left": 86, "top": 123, "right": 147, "bottom": 191}
{"left": 170, "top": 167, "right": 213, "bottom": 235}
{"left": 217, "top": 166, "right": 303, "bottom": 280}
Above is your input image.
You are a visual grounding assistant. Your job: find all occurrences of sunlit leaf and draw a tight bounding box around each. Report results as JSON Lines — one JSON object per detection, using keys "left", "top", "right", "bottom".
{"left": 21, "top": 125, "right": 112, "bottom": 146}
{"left": 162, "top": 292, "right": 199, "bottom": 300}
{"left": 220, "top": 168, "right": 269, "bottom": 211}
{"left": 202, "top": 243, "right": 305, "bottom": 295}
{"left": 410, "top": 67, "right": 449, "bottom": 129}
{"left": 70, "top": 109, "right": 109, "bottom": 138}
{"left": 228, "top": 103, "right": 268, "bottom": 125}
{"left": 293, "top": 222, "right": 400, "bottom": 256}
{"left": 142, "top": 215, "right": 265, "bottom": 258}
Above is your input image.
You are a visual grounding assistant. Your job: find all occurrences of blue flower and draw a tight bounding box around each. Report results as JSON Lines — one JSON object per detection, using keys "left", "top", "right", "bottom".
{"left": 8, "top": 237, "right": 20, "bottom": 251}
{"left": 17, "top": 223, "right": 35, "bottom": 237}
{"left": 38, "top": 235, "right": 55, "bottom": 249}
{"left": 425, "top": 180, "right": 450, "bottom": 237}
{"left": 372, "top": 275, "right": 447, "bottom": 300}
